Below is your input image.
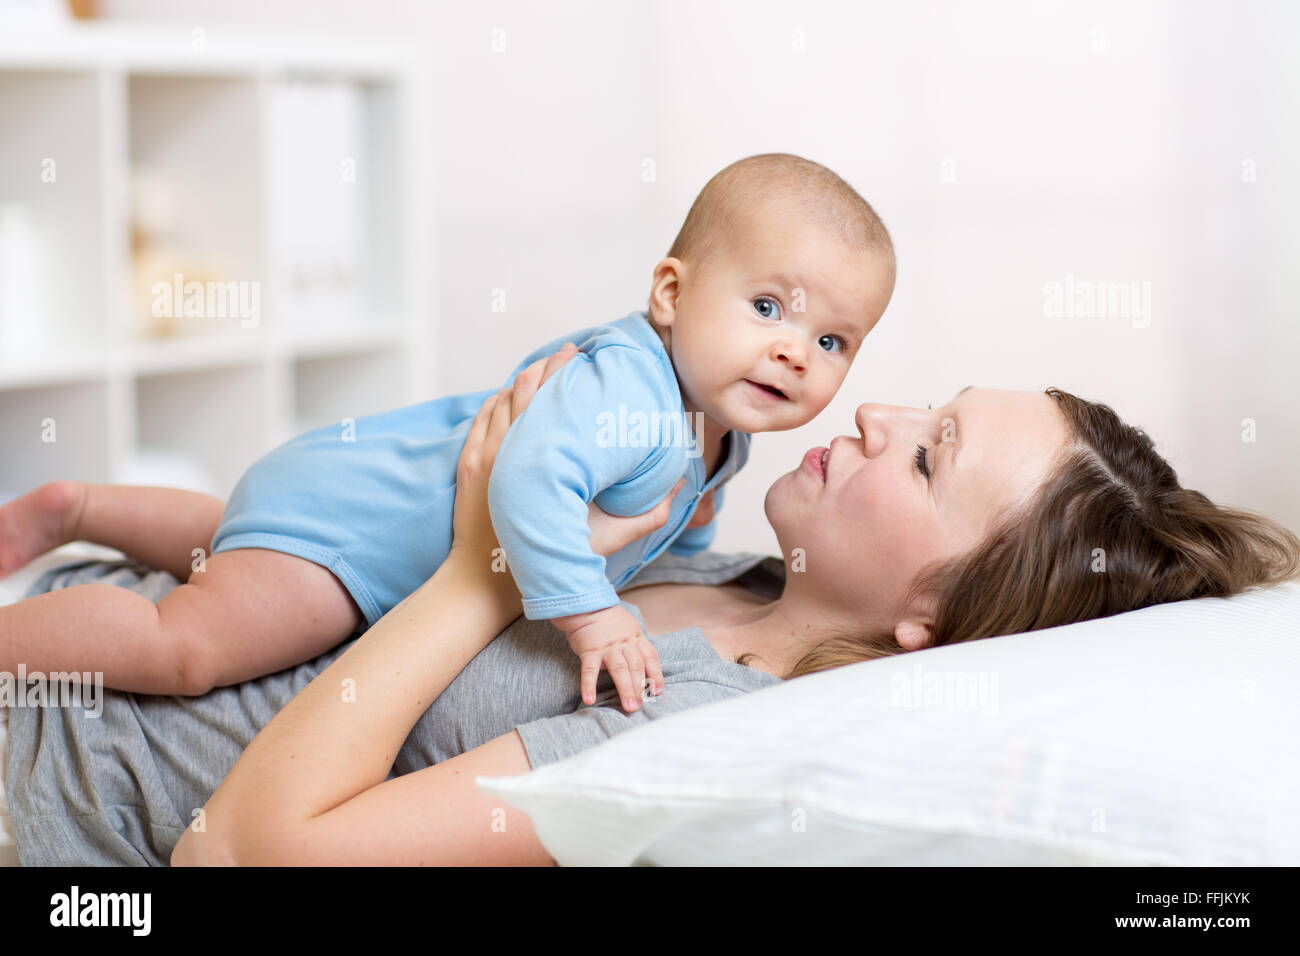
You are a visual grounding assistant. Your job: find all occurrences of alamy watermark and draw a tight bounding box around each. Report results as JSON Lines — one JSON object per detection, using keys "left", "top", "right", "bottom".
{"left": 889, "top": 661, "right": 999, "bottom": 717}
{"left": 1043, "top": 273, "right": 1151, "bottom": 328}
{"left": 0, "top": 666, "right": 104, "bottom": 718}
{"left": 151, "top": 272, "right": 261, "bottom": 328}
{"left": 595, "top": 404, "right": 706, "bottom": 459}
{"left": 50, "top": 885, "right": 150, "bottom": 935}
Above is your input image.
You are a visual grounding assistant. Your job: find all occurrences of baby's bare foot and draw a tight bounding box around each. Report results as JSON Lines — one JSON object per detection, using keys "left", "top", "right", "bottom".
{"left": 0, "top": 480, "right": 84, "bottom": 579}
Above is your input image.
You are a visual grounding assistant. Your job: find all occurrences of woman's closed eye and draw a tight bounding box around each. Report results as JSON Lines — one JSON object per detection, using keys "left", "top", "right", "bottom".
{"left": 914, "top": 443, "right": 931, "bottom": 479}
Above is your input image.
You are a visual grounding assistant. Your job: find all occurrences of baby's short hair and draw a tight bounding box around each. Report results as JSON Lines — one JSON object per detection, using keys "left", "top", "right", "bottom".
{"left": 667, "top": 153, "right": 895, "bottom": 276}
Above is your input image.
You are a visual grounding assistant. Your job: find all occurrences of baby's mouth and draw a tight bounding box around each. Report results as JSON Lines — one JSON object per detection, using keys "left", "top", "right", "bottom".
{"left": 744, "top": 379, "right": 789, "bottom": 400}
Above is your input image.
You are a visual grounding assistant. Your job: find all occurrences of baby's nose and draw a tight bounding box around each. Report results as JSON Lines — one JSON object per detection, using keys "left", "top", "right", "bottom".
{"left": 775, "top": 344, "right": 806, "bottom": 370}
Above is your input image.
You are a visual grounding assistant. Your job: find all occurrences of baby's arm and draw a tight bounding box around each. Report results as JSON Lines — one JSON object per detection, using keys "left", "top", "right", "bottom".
{"left": 487, "top": 343, "right": 683, "bottom": 710}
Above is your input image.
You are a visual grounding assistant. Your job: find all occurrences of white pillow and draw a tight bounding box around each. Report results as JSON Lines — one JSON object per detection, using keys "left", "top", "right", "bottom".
{"left": 477, "top": 582, "right": 1300, "bottom": 865}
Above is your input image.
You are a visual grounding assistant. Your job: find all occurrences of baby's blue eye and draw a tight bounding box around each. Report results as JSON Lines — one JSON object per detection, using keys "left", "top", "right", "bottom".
{"left": 752, "top": 297, "right": 780, "bottom": 320}
{"left": 818, "top": 334, "right": 845, "bottom": 354}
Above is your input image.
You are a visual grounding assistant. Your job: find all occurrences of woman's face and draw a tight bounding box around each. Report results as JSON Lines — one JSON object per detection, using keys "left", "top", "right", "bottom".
{"left": 764, "top": 387, "right": 1071, "bottom": 647}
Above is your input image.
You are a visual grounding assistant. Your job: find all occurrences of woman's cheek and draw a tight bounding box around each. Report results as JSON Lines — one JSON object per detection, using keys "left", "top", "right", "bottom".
{"left": 873, "top": 482, "right": 922, "bottom": 545}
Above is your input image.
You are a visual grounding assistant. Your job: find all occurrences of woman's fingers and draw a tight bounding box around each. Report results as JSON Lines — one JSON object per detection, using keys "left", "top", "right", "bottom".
{"left": 586, "top": 478, "right": 686, "bottom": 557}
{"left": 509, "top": 342, "right": 577, "bottom": 422}
{"left": 486, "top": 385, "right": 514, "bottom": 446}
{"left": 472, "top": 390, "right": 501, "bottom": 437}
{"left": 539, "top": 341, "right": 578, "bottom": 386}
{"left": 649, "top": 479, "right": 686, "bottom": 529}
{"left": 684, "top": 488, "right": 715, "bottom": 529}
{"left": 509, "top": 364, "right": 542, "bottom": 422}
{"left": 468, "top": 342, "right": 579, "bottom": 472}
{"left": 458, "top": 390, "right": 502, "bottom": 481}
{"left": 451, "top": 390, "right": 512, "bottom": 558}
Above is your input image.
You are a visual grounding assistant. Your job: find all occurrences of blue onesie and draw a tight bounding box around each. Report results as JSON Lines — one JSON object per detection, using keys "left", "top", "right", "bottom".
{"left": 210, "top": 310, "right": 751, "bottom": 629}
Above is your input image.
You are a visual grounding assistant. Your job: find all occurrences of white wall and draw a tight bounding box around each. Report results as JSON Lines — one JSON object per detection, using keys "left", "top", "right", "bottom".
{"left": 102, "top": 0, "right": 1300, "bottom": 554}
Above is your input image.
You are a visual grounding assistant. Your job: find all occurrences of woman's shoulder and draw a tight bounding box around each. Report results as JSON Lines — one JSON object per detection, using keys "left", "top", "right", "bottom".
{"left": 621, "top": 549, "right": 786, "bottom": 594}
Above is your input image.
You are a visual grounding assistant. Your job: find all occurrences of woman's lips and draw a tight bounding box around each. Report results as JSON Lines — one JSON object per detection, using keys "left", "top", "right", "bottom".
{"left": 803, "top": 446, "right": 829, "bottom": 481}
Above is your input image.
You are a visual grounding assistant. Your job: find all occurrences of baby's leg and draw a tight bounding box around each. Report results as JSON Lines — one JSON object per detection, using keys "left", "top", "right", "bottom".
{"left": 0, "top": 547, "right": 363, "bottom": 695}
{"left": 0, "top": 480, "right": 224, "bottom": 582}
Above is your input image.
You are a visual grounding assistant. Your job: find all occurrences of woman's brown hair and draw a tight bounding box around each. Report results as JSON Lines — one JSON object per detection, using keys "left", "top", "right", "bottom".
{"left": 776, "top": 388, "right": 1300, "bottom": 679}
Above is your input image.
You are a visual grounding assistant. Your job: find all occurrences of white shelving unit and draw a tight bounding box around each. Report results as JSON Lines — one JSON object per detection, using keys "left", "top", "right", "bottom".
{"left": 0, "top": 22, "right": 435, "bottom": 499}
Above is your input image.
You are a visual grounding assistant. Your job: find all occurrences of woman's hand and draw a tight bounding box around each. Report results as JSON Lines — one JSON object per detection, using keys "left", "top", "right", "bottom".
{"left": 586, "top": 479, "right": 687, "bottom": 556}
{"left": 449, "top": 343, "right": 580, "bottom": 570}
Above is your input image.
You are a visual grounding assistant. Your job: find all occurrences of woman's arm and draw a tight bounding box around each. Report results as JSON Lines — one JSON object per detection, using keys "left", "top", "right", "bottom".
{"left": 171, "top": 344, "right": 677, "bottom": 866}
{"left": 170, "top": 347, "right": 550, "bottom": 865}
{"left": 174, "top": 555, "right": 552, "bottom": 865}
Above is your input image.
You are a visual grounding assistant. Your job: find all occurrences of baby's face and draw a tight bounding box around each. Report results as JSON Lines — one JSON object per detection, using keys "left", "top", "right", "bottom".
{"left": 662, "top": 203, "right": 893, "bottom": 435}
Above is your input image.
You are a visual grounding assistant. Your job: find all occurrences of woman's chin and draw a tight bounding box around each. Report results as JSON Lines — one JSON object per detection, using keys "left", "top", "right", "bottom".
{"left": 763, "top": 469, "right": 801, "bottom": 536}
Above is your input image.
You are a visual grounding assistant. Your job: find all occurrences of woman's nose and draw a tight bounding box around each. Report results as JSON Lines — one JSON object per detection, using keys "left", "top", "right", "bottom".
{"left": 854, "top": 402, "right": 926, "bottom": 458}
{"left": 854, "top": 404, "right": 884, "bottom": 458}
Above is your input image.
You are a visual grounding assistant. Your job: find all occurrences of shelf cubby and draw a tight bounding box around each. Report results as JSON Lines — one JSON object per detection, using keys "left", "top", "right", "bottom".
{"left": 0, "top": 380, "right": 111, "bottom": 492}
{"left": 293, "top": 346, "right": 407, "bottom": 435}
{"left": 0, "top": 69, "right": 107, "bottom": 361}
{"left": 0, "top": 24, "right": 434, "bottom": 504}
{"left": 134, "top": 362, "right": 269, "bottom": 496}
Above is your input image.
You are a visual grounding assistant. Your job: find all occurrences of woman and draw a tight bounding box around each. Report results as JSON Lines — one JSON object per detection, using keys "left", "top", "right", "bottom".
{"left": 4, "top": 348, "right": 1297, "bottom": 865}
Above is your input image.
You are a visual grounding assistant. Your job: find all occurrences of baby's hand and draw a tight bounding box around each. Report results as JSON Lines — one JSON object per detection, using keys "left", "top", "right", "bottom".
{"left": 553, "top": 605, "right": 663, "bottom": 713}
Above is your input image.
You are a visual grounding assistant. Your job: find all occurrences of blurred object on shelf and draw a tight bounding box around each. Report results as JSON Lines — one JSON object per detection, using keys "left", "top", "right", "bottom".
{"left": 67, "top": 0, "right": 94, "bottom": 18}
{"left": 132, "top": 162, "right": 175, "bottom": 239}
{"left": 130, "top": 165, "right": 239, "bottom": 341}
{"left": 266, "top": 78, "right": 364, "bottom": 329}
{"left": 0, "top": 201, "right": 44, "bottom": 363}
{"left": 0, "top": 0, "right": 71, "bottom": 25}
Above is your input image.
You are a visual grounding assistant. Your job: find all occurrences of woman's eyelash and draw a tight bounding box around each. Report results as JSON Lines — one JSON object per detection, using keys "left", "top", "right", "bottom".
{"left": 914, "top": 444, "right": 931, "bottom": 479}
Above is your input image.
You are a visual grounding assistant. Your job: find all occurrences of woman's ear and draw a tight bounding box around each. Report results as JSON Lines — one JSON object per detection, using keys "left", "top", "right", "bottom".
{"left": 893, "top": 619, "right": 932, "bottom": 651}
{"left": 893, "top": 586, "right": 938, "bottom": 652}
{"left": 648, "top": 257, "right": 684, "bottom": 327}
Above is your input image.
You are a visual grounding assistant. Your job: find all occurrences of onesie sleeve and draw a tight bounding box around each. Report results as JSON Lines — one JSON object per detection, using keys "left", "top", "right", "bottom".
{"left": 665, "top": 483, "right": 726, "bottom": 556}
{"left": 488, "top": 344, "right": 681, "bottom": 620}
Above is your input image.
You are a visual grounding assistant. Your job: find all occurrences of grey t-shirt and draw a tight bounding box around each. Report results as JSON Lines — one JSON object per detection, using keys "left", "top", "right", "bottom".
{"left": 4, "top": 549, "right": 786, "bottom": 866}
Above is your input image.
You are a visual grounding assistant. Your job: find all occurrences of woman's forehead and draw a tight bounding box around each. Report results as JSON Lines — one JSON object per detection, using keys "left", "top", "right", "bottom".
{"left": 963, "top": 392, "right": 1068, "bottom": 484}
{"left": 936, "top": 389, "right": 1068, "bottom": 534}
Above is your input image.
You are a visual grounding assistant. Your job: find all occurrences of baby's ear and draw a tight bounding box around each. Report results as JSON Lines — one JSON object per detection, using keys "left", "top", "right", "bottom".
{"left": 648, "top": 257, "right": 684, "bottom": 326}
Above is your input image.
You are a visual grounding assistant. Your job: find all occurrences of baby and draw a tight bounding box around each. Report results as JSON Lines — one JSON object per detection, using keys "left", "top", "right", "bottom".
{"left": 0, "top": 153, "right": 895, "bottom": 713}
